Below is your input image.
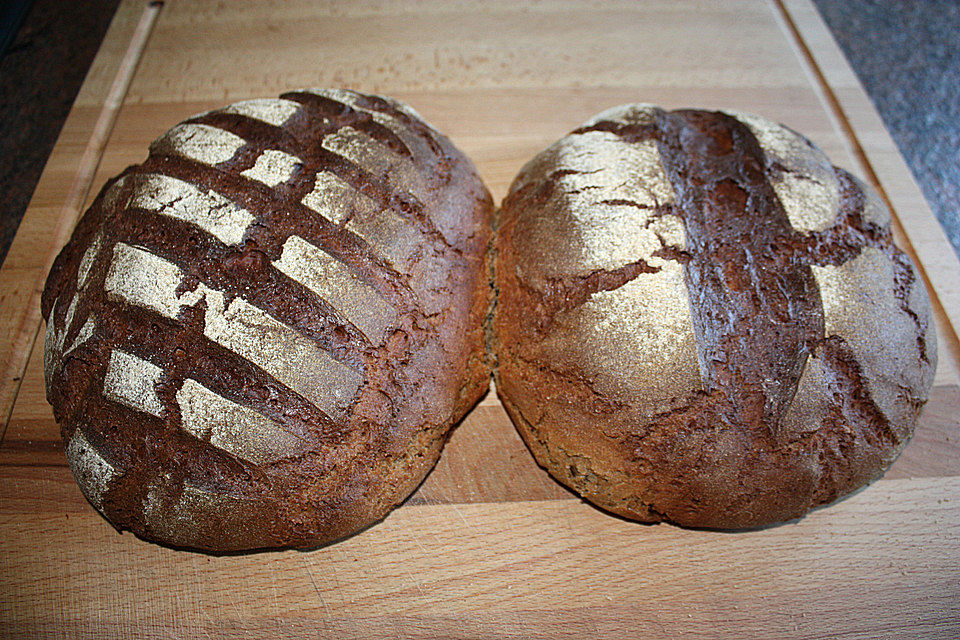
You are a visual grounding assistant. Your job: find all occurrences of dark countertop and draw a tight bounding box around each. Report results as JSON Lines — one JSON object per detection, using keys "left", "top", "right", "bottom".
{"left": 814, "top": 0, "right": 960, "bottom": 260}
{"left": 0, "top": 0, "right": 121, "bottom": 262}
{"left": 0, "top": 0, "right": 957, "bottom": 265}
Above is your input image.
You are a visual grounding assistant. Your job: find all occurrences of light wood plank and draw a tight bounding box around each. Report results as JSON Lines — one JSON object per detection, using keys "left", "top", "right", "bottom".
{"left": 126, "top": 1, "right": 807, "bottom": 100}
{"left": 1, "top": 476, "right": 957, "bottom": 639}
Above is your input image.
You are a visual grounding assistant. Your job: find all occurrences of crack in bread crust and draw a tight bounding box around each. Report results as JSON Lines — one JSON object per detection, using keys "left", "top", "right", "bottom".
{"left": 494, "top": 104, "right": 936, "bottom": 529}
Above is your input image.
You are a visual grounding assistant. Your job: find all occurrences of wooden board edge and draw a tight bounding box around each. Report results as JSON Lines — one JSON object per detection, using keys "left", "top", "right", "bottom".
{"left": 774, "top": 0, "right": 960, "bottom": 385}
{"left": 0, "top": 0, "right": 163, "bottom": 441}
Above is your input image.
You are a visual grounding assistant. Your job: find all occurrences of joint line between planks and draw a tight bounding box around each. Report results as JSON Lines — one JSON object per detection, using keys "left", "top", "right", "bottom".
{"left": 769, "top": 0, "right": 960, "bottom": 379}
{"left": 0, "top": 1, "right": 163, "bottom": 444}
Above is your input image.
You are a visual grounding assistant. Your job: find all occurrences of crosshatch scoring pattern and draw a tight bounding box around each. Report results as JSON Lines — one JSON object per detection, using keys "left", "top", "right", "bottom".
{"left": 40, "top": 88, "right": 492, "bottom": 550}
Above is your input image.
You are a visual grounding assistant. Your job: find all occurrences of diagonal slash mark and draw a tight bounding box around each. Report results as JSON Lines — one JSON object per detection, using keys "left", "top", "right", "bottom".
{"left": 300, "top": 556, "right": 334, "bottom": 619}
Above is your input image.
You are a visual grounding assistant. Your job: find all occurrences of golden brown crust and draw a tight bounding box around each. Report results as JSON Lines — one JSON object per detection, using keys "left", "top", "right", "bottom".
{"left": 493, "top": 104, "right": 936, "bottom": 529}
{"left": 43, "top": 90, "right": 493, "bottom": 552}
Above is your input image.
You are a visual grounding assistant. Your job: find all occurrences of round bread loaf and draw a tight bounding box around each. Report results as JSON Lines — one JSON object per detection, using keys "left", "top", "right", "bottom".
{"left": 492, "top": 104, "right": 937, "bottom": 529}
{"left": 42, "top": 89, "right": 493, "bottom": 551}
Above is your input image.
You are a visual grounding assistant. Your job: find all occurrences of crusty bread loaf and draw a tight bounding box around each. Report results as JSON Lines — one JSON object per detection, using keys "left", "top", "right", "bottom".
{"left": 492, "top": 104, "right": 937, "bottom": 529}
{"left": 42, "top": 89, "right": 493, "bottom": 552}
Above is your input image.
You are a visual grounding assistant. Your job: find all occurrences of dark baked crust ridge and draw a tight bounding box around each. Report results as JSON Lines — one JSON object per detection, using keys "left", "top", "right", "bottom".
{"left": 654, "top": 109, "right": 825, "bottom": 433}
{"left": 494, "top": 104, "right": 936, "bottom": 529}
{"left": 43, "top": 90, "right": 493, "bottom": 551}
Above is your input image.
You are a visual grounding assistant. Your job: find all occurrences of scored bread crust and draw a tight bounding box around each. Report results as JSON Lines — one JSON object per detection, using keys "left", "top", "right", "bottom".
{"left": 493, "top": 104, "right": 937, "bottom": 529}
{"left": 42, "top": 89, "right": 493, "bottom": 552}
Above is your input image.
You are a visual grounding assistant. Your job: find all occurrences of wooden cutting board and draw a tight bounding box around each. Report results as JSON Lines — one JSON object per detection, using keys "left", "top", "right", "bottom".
{"left": 2, "top": 1, "right": 958, "bottom": 637}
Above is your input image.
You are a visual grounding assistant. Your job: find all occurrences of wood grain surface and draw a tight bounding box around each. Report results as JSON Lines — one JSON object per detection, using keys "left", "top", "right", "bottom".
{"left": 1, "top": 1, "right": 958, "bottom": 638}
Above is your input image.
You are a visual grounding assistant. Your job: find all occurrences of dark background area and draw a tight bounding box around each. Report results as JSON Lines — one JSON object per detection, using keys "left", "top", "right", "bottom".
{"left": 0, "top": 0, "right": 122, "bottom": 262}
{"left": 0, "top": 0, "right": 957, "bottom": 265}
{"left": 814, "top": 0, "right": 960, "bottom": 259}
